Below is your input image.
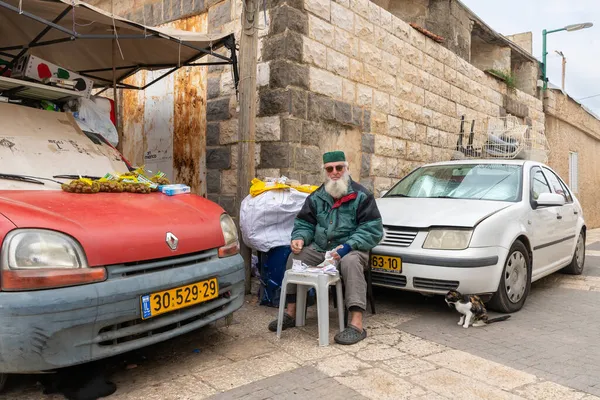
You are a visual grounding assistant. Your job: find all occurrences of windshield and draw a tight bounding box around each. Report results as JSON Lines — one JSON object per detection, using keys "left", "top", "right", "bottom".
{"left": 0, "top": 103, "right": 129, "bottom": 191}
{"left": 385, "top": 163, "right": 522, "bottom": 202}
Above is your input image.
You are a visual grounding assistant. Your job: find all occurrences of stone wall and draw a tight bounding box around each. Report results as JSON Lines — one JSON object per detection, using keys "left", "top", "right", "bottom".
{"left": 470, "top": 38, "right": 511, "bottom": 73}
{"left": 545, "top": 89, "right": 600, "bottom": 228}
{"left": 257, "top": 0, "right": 544, "bottom": 195}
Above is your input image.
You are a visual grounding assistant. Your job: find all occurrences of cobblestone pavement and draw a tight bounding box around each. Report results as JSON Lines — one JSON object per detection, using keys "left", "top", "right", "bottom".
{"left": 4, "top": 233, "right": 600, "bottom": 399}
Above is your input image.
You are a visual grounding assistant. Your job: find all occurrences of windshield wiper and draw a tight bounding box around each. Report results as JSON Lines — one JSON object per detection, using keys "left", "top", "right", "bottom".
{"left": 386, "top": 194, "right": 411, "bottom": 198}
{"left": 432, "top": 195, "right": 456, "bottom": 199}
{"left": 53, "top": 174, "right": 103, "bottom": 180}
{"left": 0, "top": 173, "right": 45, "bottom": 185}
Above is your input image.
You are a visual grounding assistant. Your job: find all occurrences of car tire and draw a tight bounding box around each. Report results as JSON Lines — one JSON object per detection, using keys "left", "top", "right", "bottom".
{"left": 561, "top": 230, "right": 586, "bottom": 275}
{"left": 488, "top": 240, "right": 531, "bottom": 313}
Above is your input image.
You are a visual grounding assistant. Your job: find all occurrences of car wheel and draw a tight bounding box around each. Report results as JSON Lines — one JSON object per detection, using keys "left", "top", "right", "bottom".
{"left": 488, "top": 240, "right": 531, "bottom": 313}
{"left": 561, "top": 230, "right": 586, "bottom": 275}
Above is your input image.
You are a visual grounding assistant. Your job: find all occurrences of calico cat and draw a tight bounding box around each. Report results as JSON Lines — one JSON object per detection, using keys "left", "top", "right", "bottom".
{"left": 445, "top": 290, "right": 511, "bottom": 328}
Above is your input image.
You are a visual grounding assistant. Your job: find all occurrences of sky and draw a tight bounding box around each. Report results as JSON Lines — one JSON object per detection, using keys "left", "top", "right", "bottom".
{"left": 460, "top": 0, "right": 600, "bottom": 115}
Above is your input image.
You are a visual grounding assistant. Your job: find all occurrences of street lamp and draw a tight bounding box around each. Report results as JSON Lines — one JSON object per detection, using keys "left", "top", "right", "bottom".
{"left": 542, "top": 22, "right": 593, "bottom": 90}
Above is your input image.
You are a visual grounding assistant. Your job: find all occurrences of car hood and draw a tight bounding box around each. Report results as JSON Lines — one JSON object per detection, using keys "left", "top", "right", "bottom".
{"left": 376, "top": 197, "right": 513, "bottom": 228}
{"left": 0, "top": 191, "right": 226, "bottom": 266}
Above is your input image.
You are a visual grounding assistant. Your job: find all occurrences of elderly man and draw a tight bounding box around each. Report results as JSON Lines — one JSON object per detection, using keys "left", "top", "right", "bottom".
{"left": 268, "top": 150, "right": 384, "bottom": 345}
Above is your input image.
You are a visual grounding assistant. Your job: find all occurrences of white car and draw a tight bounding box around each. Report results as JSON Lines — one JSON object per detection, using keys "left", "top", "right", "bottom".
{"left": 371, "top": 159, "right": 586, "bottom": 313}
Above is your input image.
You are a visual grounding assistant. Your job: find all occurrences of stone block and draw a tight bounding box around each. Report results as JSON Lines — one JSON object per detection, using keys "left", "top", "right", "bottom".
{"left": 356, "top": 84, "right": 372, "bottom": 107}
{"left": 220, "top": 69, "right": 235, "bottom": 96}
{"left": 388, "top": 115, "right": 402, "bottom": 138}
{"left": 342, "top": 79, "right": 356, "bottom": 104}
{"left": 350, "top": 0, "right": 369, "bottom": 19}
{"left": 331, "top": 2, "right": 354, "bottom": 32}
{"left": 368, "top": 1, "right": 380, "bottom": 24}
{"left": 373, "top": 177, "right": 393, "bottom": 196}
{"left": 308, "top": 15, "right": 335, "bottom": 46}
{"left": 259, "top": 88, "right": 291, "bottom": 116}
{"left": 262, "top": 32, "right": 303, "bottom": 62}
{"left": 295, "top": 147, "right": 323, "bottom": 173}
{"left": 363, "top": 109, "right": 371, "bottom": 132}
{"left": 373, "top": 26, "right": 389, "bottom": 50}
{"left": 219, "top": 118, "right": 238, "bottom": 145}
{"left": 361, "top": 153, "right": 371, "bottom": 178}
{"left": 256, "top": 168, "right": 281, "bottom": 179}
{"left": 308, "top": 93, "right": 335, "bottom": 121}
{"left": 143, "top": 2, "right": 163, "bottom": 27}
{"left": 381, "top": 52, "right": 401, "bottom": 77}
{"left": 259, "top": 142, "right": 292, "bottom": 168}
{"left": 270, "top": 5, "right": 308, "bottom": 35}
{"left": 349, "top": 59, "right": 364, "bottom": 82}
{"left": 371, "top": 111, "right": 388, "bottom": 135}
{"left": 305, "top": 0, "right": 331, "bottom": 21}
{"left": 407, "top": 142, "right": 421, "bottom": 161}
{"left": 354, "top": 15, "right": 374, "bottom": 41}
{"left": 256, "top": 116, "right": 282, "bottom": 141}
{"left": 392, "top": 138, "right": 407, "bottom": 158}
{"left": 504, "top": 96, "right": 529, "bottom": 118}
{"left": 206, "top": 169, "right": 221, "bottom": 194}
{"left": 380, "top": 9, "right": 393, "bottom": 32}
{"left": 360, "top": 177, "right": 374, "bottom": 192}
{"left": 334, "top": 28, "right": 358, "bottom": 58}
{"left": 270, "top": 60, "right": 309, "bottom": 89}
{"left": 207, "top": 98, "right": 231, "bottom": 121}
{"left": 220, "top": 169, "right": 238, "bottom": 195}
{"left": 207, "top": 147, "right": 231, "bottom": 170}
{"left": 426, "top": 127, "right": 440, "bottom": 146}
{"left": 352, "top": 105, "right": 362, "bottom": 126}
{"left": 388, "top": 36, "right": 405, "bottom": 59}
{"left": 359, "top": 40, "right": 382, "bottom": 68}
{"left": 377, "top": 69, "right": 396, "bottom": 93}
{"left": 371, "top": 155, "right": 387, "bottom": 176}
{"left": 373, "top": 90, "right": 390, "bottom": 113}
{"left": 374, "top": 135, "right": 395, "bottom": 158}
{"left": 302, "top": 121, "right": 324, "bottom": 146}
{"left": 334, "top": 101, "right": 353, "bottom": 125}
{"left": 207, "top": 122, "right": 220, "bottom": 146}
{"left": 282, "top": 118, "right": 303, "bottom": 143}
{"left": 219, "top": 195, "right": 237, "bottom": 217}
{"left": 208, "top": 0, "right": 231, "bottom": 30}
{"left": 291, "top": 89, "right": 308, "bottom": 119}
{"left": 309, "top": 67, "right": 343, "bottom": 99}
{"left": 362, "top": 133, "right": 374, "bottom": 154}
{"left": 257, "top": 62, "right": 270, "bottom": 87}
{"left": 334, "top": 0, "right": 349, "bottom": 7}
{"left": 303, "top": 37, "right": 327, "bottom": 68}
{"left": 403, "top": 120, "right": 416, "bottom": 141}
{"left": 327, "top": 49, "right": 350, "bottom": 78}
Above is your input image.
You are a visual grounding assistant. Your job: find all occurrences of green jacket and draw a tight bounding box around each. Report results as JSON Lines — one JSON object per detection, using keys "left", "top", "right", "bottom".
{"left": 291, "top": 179, "right": 384, "bottom": 252}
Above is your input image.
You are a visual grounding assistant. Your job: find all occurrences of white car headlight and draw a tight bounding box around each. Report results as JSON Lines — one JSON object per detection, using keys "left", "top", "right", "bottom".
{"left": 2, "top": 229, "right": 87, "bottom": 269}
{"left": 219, "top": 214, "right": 240, "bottom": 257}
{"left": 423, "top": 229, "right": 473, "bottom": 250}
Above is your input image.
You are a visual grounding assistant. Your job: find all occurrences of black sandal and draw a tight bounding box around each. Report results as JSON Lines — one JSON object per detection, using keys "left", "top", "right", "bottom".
{"left": 268, "top": 313, "right": 296, "bottom": 332}
{"left": 334, "top": 324, "right": 367, "bottom": 345}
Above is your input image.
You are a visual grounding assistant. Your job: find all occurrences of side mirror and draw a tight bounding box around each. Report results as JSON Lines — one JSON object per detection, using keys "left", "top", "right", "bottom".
{"left": 536, "top": 192, "right": 565, "bottom": 207}
{"left": 379, "top": 190, "right": 388, "bottom": 198}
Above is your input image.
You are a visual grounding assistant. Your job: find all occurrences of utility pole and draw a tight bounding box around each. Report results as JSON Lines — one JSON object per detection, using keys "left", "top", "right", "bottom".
{"left": 237, "top": 0, "right": 258, "bottom": 293}
{"left": 555, "top": 50, "right": 566, "bottom": 92}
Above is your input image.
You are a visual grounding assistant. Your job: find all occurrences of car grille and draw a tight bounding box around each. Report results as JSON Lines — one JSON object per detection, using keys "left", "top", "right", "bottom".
{"left": 106, "top": 249, "right": 218, "bottom": 278}
{"left": 380, "top": 226, "right": 418, "bottom": 247}
{"left": 371, "top": 271, "right": 407, "bottom": 288}
{"left": 413, "top": 277, "right": 459, "bottom": 291}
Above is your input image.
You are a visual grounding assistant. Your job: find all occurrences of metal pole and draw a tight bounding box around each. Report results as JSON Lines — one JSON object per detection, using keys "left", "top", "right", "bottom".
{"left": 542, "top": 29, "right": 547, "bottom": 90}
{"left": 561, "top": 55, "right": 566, "bottom": 92}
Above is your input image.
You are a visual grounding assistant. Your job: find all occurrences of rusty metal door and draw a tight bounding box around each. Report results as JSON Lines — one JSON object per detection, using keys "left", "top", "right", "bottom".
{"left": 120, "top": 15, "right": 208, "bottom": 196}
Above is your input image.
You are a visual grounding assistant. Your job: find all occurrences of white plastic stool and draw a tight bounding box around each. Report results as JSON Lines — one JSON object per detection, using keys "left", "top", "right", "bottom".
{"left": 276, "top": 270, "right": 344, "bottom": 346}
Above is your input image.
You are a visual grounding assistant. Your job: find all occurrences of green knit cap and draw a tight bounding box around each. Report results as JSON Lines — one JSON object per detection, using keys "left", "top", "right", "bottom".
{"left": 323, "top": 150, "right": 346, "bottom": 164}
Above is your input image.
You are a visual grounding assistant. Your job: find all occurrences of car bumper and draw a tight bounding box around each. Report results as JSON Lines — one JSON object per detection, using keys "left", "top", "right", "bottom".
{"left": 370, "top": 245, "right": 507, "bottom": 295}
{"left": 0, "top": 250, "right": 245, "bottom": 373}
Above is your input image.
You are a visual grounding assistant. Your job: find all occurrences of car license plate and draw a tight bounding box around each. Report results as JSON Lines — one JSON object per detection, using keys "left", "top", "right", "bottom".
{"left": 140, "top": 278, "right": 219, "bottom": 320}
{"left": 370, "top": 254, "right": 402, "bottom": 273}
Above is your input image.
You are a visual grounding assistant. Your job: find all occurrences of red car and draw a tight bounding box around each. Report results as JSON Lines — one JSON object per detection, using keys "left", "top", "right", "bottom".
{"left": 0, "top": 102, "right": 244, "bottom": 387}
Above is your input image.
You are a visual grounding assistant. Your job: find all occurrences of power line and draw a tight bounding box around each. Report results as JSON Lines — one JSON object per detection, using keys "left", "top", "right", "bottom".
{"left": 577, "top": 93, "right": 600, "bottom": 101}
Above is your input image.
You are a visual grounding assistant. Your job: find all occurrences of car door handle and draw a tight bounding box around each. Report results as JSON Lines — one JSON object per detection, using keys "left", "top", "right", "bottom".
{"left": 557, "top": 215, "right": 563, "bottom": 220}
{"left": 574, "top": 211, "right": 579, "bottom": 215}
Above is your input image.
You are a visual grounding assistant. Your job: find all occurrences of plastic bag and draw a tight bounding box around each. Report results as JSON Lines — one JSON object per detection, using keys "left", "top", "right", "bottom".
{"left": 249, "top": 177, "right": 318, "bottom": 197}
{"left": 240, "top": 187, "right": 309, "bottom": 252}
{"left": 75, "top": 97, "right": 119, "bottom": 147}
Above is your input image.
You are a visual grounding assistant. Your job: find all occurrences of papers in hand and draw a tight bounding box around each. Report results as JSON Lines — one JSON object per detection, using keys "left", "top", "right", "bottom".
{"left": 292, "top": 259, "right": 338, "bottom": 275}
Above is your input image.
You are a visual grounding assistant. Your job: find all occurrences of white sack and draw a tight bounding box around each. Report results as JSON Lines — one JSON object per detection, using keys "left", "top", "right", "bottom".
{"left": 240, "top": 188, "right": 309, "bottom": 252}
{"left": 75, "top": 97, "right": 119, "bottom": 146}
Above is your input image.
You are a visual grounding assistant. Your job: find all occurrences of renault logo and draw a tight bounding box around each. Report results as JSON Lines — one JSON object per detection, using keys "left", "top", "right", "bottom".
{"left": 166, "top": 232, "right": 178, "bottom": 250}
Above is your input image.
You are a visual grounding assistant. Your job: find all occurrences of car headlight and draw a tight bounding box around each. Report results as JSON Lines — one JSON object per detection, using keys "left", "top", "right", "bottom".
{"left": 2, "top": 229, "right": 87, "bottom": 269}
{"left": 219, "top": 214, "right": 240, "bottom": 257}
{"left": 1, "top": 229, "right": 106, "bottom": 291}
{"left": 422, "top": 228, "right": 473, "bottom": 250}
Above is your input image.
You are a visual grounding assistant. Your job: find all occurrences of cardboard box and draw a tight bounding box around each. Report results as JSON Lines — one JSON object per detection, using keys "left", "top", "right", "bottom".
{"left": 12, "top": 54, "right": 93, "bottom": 98}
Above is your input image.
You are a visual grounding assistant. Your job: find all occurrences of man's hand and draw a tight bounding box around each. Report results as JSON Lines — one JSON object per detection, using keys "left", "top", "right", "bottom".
{"left": 291, "top": 239, "right": 304, "bottom": 254}
{"left": 331, "top": 244, "right": 351, "bottom": 260}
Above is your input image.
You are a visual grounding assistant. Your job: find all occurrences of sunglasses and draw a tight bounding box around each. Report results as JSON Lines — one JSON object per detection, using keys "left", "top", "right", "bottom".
{"left": 325, "top": 165, "right": 345, "bottom": 173}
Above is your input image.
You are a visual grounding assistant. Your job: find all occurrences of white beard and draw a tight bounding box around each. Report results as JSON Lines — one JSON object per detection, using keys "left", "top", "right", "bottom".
{"left": 324, "top": 173, "right": 350, "bottom": 199}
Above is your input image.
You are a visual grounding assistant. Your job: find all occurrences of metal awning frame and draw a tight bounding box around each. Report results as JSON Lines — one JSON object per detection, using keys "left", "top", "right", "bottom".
{"left": 0, "top": 0, "right": 239, "bottom": 94}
